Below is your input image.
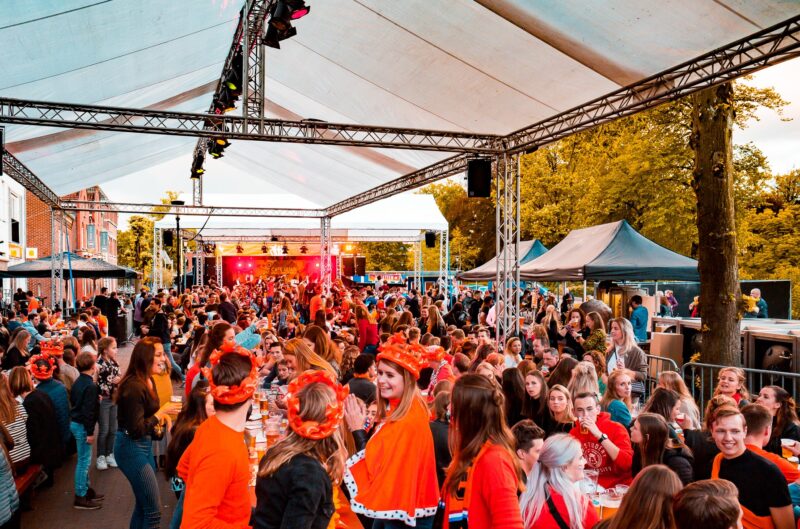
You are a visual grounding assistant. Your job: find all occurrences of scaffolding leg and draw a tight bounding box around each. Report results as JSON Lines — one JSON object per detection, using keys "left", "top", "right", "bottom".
{"left": 495, "top": 153, "right": 521, "bottom": 346}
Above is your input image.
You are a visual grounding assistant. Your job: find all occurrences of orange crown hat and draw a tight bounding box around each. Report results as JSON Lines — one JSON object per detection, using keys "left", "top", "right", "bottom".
{"left": 40, "top": 341, "right": 64, "bottom": 357}
{"left": 423, "top": 345, "right": 446, "bottom": 363}
{"left": 29, "top": 354, "right": 56, "bottom": 380}
{"left": 376, "top": 333, "right": 427, "bottom": 380}
{"left": 201, "top": 342, "right": 260, "bottom": 405}
{"left": 286, "top": 370, "right": 349, "bottom": 440}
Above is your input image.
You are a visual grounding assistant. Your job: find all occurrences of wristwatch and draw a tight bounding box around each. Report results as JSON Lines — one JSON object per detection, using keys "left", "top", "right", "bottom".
{"left": 597, "top": 433, "right": 609, "bottom": 443}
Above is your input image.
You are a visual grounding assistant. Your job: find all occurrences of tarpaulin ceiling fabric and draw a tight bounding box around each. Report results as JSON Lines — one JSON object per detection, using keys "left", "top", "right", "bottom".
{"left": 154, "top": 193, "right": 447, "bottom": 239}
{"left": 0, "top": 253, "right": 135, "bottom": 279}
{"left": 457, "top": 239, "right": 548, "bottom": 281}
{"left": 518, "top": 221, "right": 699, "bottom": 281}
{"left": 2, "top": 1, "right": 799, "bottom": 207}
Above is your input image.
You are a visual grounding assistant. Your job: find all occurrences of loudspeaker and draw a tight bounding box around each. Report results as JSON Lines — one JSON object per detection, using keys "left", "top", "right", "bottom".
{"left": 355, "top": 256, "right": 366, "bottom": 276}
{"left": 342, "top": 257, "right": 355, "bottom": 276}
{"left": 162, "top": 230, "right": 174, "bottom": 247}
{"left": 205, "top": 258, "right": 216, "bottom": 281}
{"left": 467, "top": 158, "right": 492, "bottom": 198}
{"left": 425, "top": 231, "right": 436, "bottom": 248}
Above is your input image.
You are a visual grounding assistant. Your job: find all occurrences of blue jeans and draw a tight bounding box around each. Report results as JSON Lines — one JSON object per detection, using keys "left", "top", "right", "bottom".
{"left": 114, "top": 431, "right": 161, "bottom": 529}
{"left": 169, "top": 491, "right": 184, "bottom": 529}
{"left": 97, "top": 399, "right": 117, "bottom": 457}
{"left": 372, "top": 516, "right": 434, "bottom": 529}
{"left": 69, "top": 422, "right": 92, "bottom": 497}
{"left": 163, "top": 342, "right": 183, "bottom": 379}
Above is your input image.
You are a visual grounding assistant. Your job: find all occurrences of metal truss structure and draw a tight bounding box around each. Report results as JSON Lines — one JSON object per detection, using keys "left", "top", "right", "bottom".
{"left": 152, "top": 225, "right": 163, "bottom": 290}
{"left": 0, "top": 97, "right": 500, "bottom": 154}
{"left": 438, "top": 229, "right": 450, "bottom": 310}
{"left": 49, "top": 209, "right": 67, "bottom": 308}
{"left": 193, "top": 234, "right": 422, "bottom": 243}
{"left": 2, "top": 152, "right": 60, "bottom": 208}
{"left": 195, "top": 243, "right": 204, "bottom": 287}
{"left": 320, "top": 217, "right": 332, "bottom": 292}
{"left": 495, "top": 154, "right": 521, "bottom": 346}
{"left": 60, "top": 200, "right": 324, "bottom": 218}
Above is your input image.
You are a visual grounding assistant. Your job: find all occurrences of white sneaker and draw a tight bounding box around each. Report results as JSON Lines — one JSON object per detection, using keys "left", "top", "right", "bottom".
{"left": 96, "top": 455, "right": 108, "bottom": 471}
{"left": 105, "top": 454, "right": 118, "bottom": 468}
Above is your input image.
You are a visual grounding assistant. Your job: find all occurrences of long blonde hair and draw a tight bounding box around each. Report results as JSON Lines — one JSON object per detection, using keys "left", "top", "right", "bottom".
{"left": 258, "top": 381, "right": 346, "bottom": 483}
{"left": 609, "top": 317, "right": 638, "bottom": 354}
{"left": 601, "top": 369, "right": 633, "bottom": 412}
{"left": 713, "top": 367, "right": 750, "bottom": 401}
{"left": 547, "top": 384, "right": 574, "bottom": 423}
{"left": 376, "top": 359, "right": 426, "bottom": 423}
{"left": 282, "top": 338, "right": 335, "bottom": 376}
{"left": 542, "top": 305, "right": 561, "bottom": 333}
{"left": 567, "top": 361, "right": 600, "bottom": 398}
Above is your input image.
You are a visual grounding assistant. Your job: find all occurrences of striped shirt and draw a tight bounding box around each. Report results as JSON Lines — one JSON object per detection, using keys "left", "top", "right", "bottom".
{"left": 4, "top": 397, "right": 30, "bottom": 465}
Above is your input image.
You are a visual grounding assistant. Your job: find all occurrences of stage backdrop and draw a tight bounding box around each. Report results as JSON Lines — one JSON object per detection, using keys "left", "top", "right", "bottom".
{"left": 214, "top": 256, "right": 337, "bottom": 287}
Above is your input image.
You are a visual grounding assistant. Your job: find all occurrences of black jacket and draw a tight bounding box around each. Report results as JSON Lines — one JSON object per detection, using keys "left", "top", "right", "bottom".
{"left": 70, "top": 373, "right": 99, "bottom": 433}
{"left": 116, "top": 377, "right": 161, "bottom": 439}
{"left": 253, "top": 454, "right": 334, "bottom": 529}
{"left": 219, "top": 301, "right": 238, "bottom": 324}
{"left": 430, "top": 420, "right": 451, "bottom": 488}
{"left": 346, "top": 377, "right": 376, "bottom": 405}
{"left": 23, "top": 390, "right": 63, "bottom": 468}
{"left": 148, "top": 311, "right": 171, "bottom": 344}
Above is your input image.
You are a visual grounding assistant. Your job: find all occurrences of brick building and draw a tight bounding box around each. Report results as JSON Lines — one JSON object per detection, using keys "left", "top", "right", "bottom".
{"left": 26, "top": 186, "right": 119, "bottom": 306}
{"left": 0, "top": 175, "right": 29, "bottom": 302}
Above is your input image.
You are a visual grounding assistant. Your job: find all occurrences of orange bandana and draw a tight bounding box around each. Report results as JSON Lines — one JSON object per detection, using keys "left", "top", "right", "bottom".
{"left": 29, "top": 354, "right": 56, "bottom": 380}
{"left": 287, "top": 370, "right": 349, "bottom": 440}
{"left": 201, "top": 342, "right": 259, "bottom": 405}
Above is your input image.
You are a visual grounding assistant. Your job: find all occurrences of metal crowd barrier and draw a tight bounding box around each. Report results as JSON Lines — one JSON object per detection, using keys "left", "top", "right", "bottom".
{"left": 644, "top": 354, "right": 680, "bottom": 399}
{"left": 681, "top": 362, "right": 800, "bottom": 415}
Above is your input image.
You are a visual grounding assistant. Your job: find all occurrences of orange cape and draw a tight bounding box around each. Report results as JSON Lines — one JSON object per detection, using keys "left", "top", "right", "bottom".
{"left": 344, "top": 398, "right": 439, "bottom": 526}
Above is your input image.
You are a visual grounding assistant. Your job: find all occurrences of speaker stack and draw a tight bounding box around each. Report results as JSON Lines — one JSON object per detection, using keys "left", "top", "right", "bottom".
{"left": 467, "top": 158, "right": 492, "bottom": 198}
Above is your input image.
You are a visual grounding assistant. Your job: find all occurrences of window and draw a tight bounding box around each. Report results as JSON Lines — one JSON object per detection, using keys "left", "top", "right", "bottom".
{"left": 9, "top": 192, "right": 20, "bottom": 244}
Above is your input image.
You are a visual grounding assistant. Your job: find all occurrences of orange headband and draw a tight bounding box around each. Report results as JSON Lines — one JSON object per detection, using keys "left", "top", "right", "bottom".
{"left": 40, "top": 341, "right": 64, "bottom": 357}
{"left": 376, "top": 332, "right": 427, "bottom": 380}
{"left": 29, "top": 354, "right": 56, "bottom": 380}
{"left": 201, "top": 342, "right": 259, "bottom": 405}
{"left": 286, "top": 370, "right": 349, "bottom": 440}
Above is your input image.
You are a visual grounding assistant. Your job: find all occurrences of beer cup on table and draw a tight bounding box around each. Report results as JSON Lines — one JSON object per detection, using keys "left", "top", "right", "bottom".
{"left": 782, "top": 439, "right": 796, "bottom": 459}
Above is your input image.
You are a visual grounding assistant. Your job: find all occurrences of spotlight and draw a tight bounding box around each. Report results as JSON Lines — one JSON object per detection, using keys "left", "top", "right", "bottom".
{"left": 282, "top": 244, "right": 289, "bottom": 255}
{"left": 288, "top": 0, "right": 310, "bottom": 20}
{"left": 190, "top": 153, "right": 205, "bottom": 179}
{"left": 236, "top": 244, "right": 244, "bottom": 254}
{"left": 224, "top": 50, "right": 243, "bottom": 98}
{"left": 263, "top": 23, "right": 297, "bottom": 49}
{"left": 270, "top": 1, "right": 293, "bottom": 31}
{"left": 207, "top": 137, "right": 230, "bottom": 159}
{"left": 270, "top": 235, "right": 279, "bottom": 242}
{"left": 344, "top": 244, "right": 353, "bottom": 252}
{"left": 261, "top": 244, "right": 268, "bottom": 254}
{"left": 299, "top": 245, "right": 308, "bottom": 254}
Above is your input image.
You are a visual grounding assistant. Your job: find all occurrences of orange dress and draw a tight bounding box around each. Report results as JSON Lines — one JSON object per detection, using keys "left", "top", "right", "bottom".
{"left": 344, "top": 398, "right": 439, "bottom": 526}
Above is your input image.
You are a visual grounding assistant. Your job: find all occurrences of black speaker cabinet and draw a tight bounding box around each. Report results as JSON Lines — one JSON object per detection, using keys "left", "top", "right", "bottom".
{"left": 355, "top": 256, "right": 366, "bottom": 276}
{"left": 162, "top": 230, "right": 174, "bottom": 246}
{"left": 467, "top": 158, "right": 492, "bottom": 198}
{"left": 425, "top": 231, "right": 436, "bottom": 248}
{"left": 342, "top": 257, "right": 355, "bottom": 276}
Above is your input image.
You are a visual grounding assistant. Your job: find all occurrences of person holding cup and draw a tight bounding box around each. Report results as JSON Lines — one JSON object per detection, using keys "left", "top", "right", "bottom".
{"left": 593, "top": 465, "right": 682, "bottom": 529}
{"left": 755, "top": 385, "right": 800, "bottom": 457}
{"left": 604, "top": 318, "right": 647, "bottom": 403}
{"left": 570, "top": 392, "right": 633, "bottom": 489}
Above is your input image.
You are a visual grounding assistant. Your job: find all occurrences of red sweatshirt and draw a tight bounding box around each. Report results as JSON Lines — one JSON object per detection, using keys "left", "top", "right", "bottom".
{"left": 569, "top": 412, "right": 633, "bottom": 489}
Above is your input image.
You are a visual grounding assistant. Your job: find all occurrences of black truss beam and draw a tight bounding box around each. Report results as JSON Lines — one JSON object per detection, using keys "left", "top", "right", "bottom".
{"left": 0, "top": 97, "right": 500, "bottom": 154}
{"left": 1, "top": 152, "right": 60, "bottom": 208}
{"left": 60, "top": 200, "right": 324, "bottom": 218}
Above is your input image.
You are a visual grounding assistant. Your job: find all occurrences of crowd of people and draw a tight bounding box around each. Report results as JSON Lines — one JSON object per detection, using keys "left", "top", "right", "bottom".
{"left": 0, "top": 274, "right": 796, "bottom": 529}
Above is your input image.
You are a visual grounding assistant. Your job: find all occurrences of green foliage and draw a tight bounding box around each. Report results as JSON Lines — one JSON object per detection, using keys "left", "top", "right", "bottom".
{"left": 355, "top": 241, "right": 411, "bottom": 271}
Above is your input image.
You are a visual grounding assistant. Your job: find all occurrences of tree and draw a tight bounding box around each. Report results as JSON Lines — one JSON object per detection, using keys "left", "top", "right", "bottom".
{"left": 691, "top": 82, "right": 740, "bottom": 367}
{"left": 355, "top": 241, "right": 410, "bottom": 271}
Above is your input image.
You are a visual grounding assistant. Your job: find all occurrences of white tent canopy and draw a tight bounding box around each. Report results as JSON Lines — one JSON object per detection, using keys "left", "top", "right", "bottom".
{"left": 154, "top": 192, "right": 447, "bottom": 240}
{"left": 3, "top": 1, "right": 797, "bottom": 207}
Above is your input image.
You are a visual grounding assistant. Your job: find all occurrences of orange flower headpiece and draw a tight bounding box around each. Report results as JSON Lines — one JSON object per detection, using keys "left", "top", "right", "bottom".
{"left": 40, "top": 341, "right": 64, "bottom": 357}
{"left": 201, "top": 342, "right": 259, "bottom": 405}
{"left": 423, "top": 345, "right": 446, "bottom": 363}
{"left": 29, "top": 354, "right": 56, "bottom": 380}
{"left": 376, "top": 332, "right": 427, "bottom": 380}
{"left": 286, "top": 370, "right": 349, "bottom": 440}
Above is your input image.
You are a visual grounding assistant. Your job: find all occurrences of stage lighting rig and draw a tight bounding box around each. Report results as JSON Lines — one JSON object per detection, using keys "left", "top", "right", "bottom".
{"left": 236, "top": 243, "right": 244, "bottom": 254}
{"left": 190, "top": 153, "right": 205, "bottom": 180}
{"left": 261, "top": 244, "right": 268, "bottom": 254}
{"left": 264, "top": 0, "right": 308, "bottom": 49}
{"left": 207, "top": 137, "right": 230, "bottom": 159}
{"left": 299, "top": 244, "right": 308, "bottom": 254}
{"left": 270, "top": 235, "right": 279, "bottom": 242}
{"left": 282, "top": 243, "right": 289, "bottom": 255}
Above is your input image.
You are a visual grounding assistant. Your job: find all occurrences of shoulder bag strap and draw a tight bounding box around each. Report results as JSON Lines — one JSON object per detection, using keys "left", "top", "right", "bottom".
{"left": 546, "top": 492, "right": 572, "bottom": 529}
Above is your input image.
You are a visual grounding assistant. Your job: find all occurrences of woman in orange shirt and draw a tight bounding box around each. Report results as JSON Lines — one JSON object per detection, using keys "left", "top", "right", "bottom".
{"left": 344, "top": 333, "right": 439, "bottom": 528}
{"left": 442, "top": 374, "right": 524, "bottom": 529}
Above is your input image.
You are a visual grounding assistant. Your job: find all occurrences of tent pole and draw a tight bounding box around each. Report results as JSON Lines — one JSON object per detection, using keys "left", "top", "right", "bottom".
{"left": 583, "top": 280, "right": 587, "bottom": 302}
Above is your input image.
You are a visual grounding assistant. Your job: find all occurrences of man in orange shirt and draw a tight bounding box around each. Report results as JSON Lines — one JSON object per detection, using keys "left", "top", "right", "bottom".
{"left": 176, "top": 344, "right": 257, "bottom": 529}
{"left": 309, "top": 287, "right": 324, "bottom": 321}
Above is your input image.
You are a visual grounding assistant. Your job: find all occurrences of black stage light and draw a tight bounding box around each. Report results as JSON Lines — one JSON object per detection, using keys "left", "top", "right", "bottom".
{"left": 190, "top": 153, "right": 204, "bottom": 179}
{"left": 288, "top": 0, "right": 310, "bottom": 20}
{"left": 270, "top": 1, "right": 293, "bottom": 31}
{"left": 299, "top": 245, "right": 308, "bottom": 254}
{"left": 225, "top": 50, "right": 243, "bottom": 98}
{"left": 261, "top": 244, "right": 268, "bottom": 254}
{"left": 270, "top": 235, "right": 279, "bottom": 242}
{"left": 208, "top": 137, "right": 230, "bottom": 159}
{"left": 236, "top": 244, "right": 244, "bottom": 254}
{"left": 282, "top": 244, "right": 289, "bottom": 255}
{"left": 263, "top": 23, "right": 297, "bottom": 49}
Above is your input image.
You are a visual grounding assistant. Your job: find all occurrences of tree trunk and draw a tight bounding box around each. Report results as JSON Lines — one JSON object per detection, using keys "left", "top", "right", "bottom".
{"left": 690, "top": 83, "right": 741, "bottom": 367}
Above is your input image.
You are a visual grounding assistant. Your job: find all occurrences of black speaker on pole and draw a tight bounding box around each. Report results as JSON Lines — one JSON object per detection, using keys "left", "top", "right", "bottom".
{"left": 467, "top": 158, "right": 492, "bottom": 198}
{"left": 163, "top": 230, "right": 174, "bottom": 247}
{"left": 342, "top": 257, "right": 355, "bottom": 277}
{"left": 355, "top": 256, "right": 366, "bottom": 276}
{"left": 425, "top": 231, "right": 436, "bottom": 248}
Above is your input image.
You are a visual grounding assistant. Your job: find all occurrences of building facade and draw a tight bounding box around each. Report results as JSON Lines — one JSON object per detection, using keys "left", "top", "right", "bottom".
{"left": 0, "top": 174, "right": 28, "bottom": 304}
{"left": 26, "top": 186, "right": 118, "bottom": 306}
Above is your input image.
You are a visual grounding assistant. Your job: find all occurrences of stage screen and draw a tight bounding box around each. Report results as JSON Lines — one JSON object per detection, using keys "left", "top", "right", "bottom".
{"left": 218, "top": 256, "right": 337, "bottom": 286}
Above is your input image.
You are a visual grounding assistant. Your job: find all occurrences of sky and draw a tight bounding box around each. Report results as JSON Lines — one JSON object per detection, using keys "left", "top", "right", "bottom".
{"left": 104, "top": 57, "right": 800, "bottom": 230}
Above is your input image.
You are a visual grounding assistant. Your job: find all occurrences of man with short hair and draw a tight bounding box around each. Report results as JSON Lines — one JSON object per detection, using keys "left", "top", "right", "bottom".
{"left": 92, "top": 287, "right": 109, "bottom": 317}
{"left": 476, "top": 326, "right": 491, "bottom": 344}
{"left": 742, "top": 404, "right": 800, "bottom": 483}
{"left": 541, "top": 347, "right": 560, "bottom": 376}
{"left": 629, "top": 295, "right": 648, "bottom": 342}
{"left": 512, "top": 419, "right": 545, "bottom": 479}
{"left": 347, "top": 354, "right": 377, "bottom": 405}
{"left": 218, "top": 292, "right": 237, "bottom": 324}
{"left": 673, "top": 479, "right": 743, "bottom": 529}
{"left": 710, "top": 407, "right": 793, "bottom": 529}
{"left": 570, "top": 392, "right": 633, "bottom": 489}
{"left": 528, "top": 324, "right": 549, "bottom": 365}
{"left": 22, "top": 312, "right": 52, "bottom": 351}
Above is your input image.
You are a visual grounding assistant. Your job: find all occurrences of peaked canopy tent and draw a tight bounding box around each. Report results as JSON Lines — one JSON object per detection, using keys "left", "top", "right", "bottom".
{"left": 457, "top": 240, "right": 548, "bottom": 281}
{"left": 0, "top": 253, "right": 136, "bottom": 279}
{"left": 518, "top": 221, "right": 699, "bottom": 282}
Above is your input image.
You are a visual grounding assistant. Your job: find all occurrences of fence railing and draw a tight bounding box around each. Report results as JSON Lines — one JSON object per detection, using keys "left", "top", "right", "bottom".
{"left": 681, "top": 362, "right": 800, "bottom": 415}
{"left": 644, "top": 354, "right": 680, "bottom": 400}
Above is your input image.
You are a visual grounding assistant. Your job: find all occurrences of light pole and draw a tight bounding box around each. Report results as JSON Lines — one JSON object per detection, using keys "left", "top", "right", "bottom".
{"left": 171, "top": 200, "right": 185, "bottom": 292}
